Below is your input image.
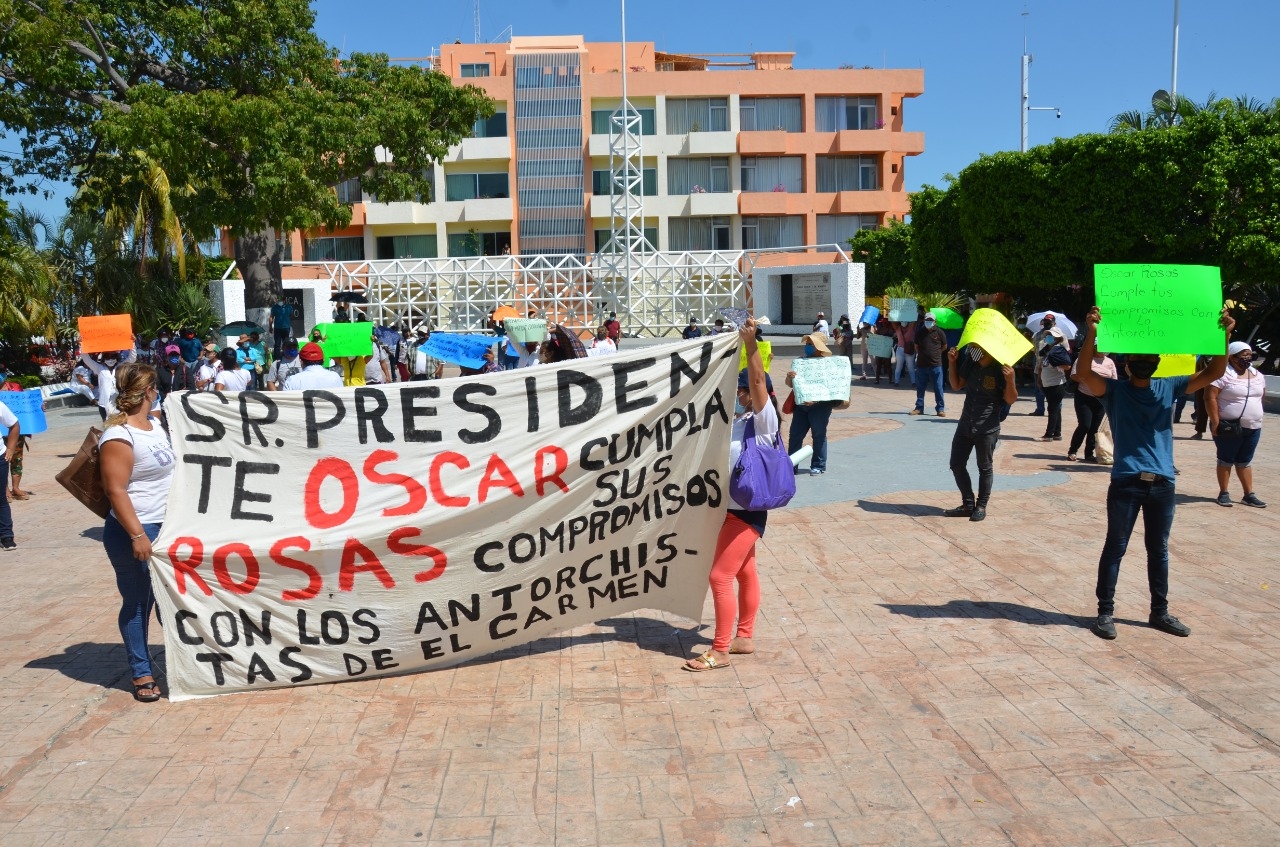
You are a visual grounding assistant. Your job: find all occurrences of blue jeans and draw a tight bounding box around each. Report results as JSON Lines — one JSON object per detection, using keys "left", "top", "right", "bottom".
{"left": 103, "top": 514, "right": 163, "bottom": 679}
{"left": 914, "top": 365, "right": 945, "bottom": 413}
{"left": 0, "top": 455, "right": 11, "bottom": 542}
{"left": 1033, "top": 382, "right": 1045, "bottom": 414}
{"left": 1095, "top": 474, "right": 1175, "bottom": 617}
{"left": 788, "top": 403, "right": 833, "bottom": 471}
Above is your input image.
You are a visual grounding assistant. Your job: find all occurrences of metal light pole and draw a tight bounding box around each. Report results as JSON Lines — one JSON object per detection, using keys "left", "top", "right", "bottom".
{"left": 1020, "top": 31, "right": 1060, "bottom": 152}
{"left": 1170, "top": 0, "right": 1181, "bottom": 101}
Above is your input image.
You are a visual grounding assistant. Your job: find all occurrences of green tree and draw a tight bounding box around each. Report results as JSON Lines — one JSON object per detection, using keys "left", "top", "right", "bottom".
{"left": 0, "top": 204, "right": 61, "bottom": 346}
{"left": 908, "top": 182, "right": 968, "bottom": 292}
{"left": 848, "top": 219, "right": 912, "bottom": 296}
{"left": 0, "top": 0, "right": 492, "bottom": 326}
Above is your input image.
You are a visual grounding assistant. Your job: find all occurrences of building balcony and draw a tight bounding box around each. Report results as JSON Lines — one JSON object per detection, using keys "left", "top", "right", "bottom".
{"left": 737, "top": 131, "right": 808, "bottom": 156}
{"left": 829, "top": 130, "right": 925, "bottom": 156}
{"left": 461, "top": 196, "right": 514, "bottom": 222}
{"left": 686, "top": 131, "right": 737, "bottom": 155}
{"left": 365, "top": 201, "right": 436, "bottom": 225}
{"left": 689, "top": 192, "right": 739, "bottom": 216}
{"left": 444, "top": 136, "right": 513, "bottom": 163}
{"left": 738, "top": 192, "right": 814, "bottom": 215}
{"left": 832, "top": 190, "right": 893, "bottom": 214}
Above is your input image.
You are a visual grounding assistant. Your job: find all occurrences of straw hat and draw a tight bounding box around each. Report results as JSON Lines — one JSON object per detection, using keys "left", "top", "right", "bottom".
{"left": 801, "top": 333, "right": 832, "bottom": 357}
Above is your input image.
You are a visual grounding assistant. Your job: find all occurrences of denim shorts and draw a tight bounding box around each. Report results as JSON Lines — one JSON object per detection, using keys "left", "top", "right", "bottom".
{"left": 1215, "top": 426, "right": 1261, "bottom": 467}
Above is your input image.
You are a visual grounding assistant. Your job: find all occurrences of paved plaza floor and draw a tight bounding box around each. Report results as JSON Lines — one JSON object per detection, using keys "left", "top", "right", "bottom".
{"left": 1, "top": 375, "right": 1278, "bottom": 846}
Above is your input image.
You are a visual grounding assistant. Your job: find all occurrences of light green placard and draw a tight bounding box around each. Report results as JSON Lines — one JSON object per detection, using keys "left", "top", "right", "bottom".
{"left": 887, "top": 298, "right": 917, "bottom": 323}
{"left": 313, "top": 322, "right": 375, "bottom": 358}
{"left": 504, "top": 318, "right": 548, "bottom": 344}
{"left": 790, "top": 357, "right": 852, "bottom": 404}
{"left": 1094, "top": 264, "right": 1224, "bottom": 355}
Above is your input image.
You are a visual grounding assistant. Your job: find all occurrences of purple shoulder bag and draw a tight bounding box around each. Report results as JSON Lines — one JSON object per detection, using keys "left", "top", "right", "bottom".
{"left": 728, "top": 415, "right": 797, "bottom": 511}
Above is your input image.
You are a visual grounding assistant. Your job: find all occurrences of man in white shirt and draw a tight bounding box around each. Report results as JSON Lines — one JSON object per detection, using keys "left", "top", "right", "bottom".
{"left": 0, "top": 398, "right": 20, "bottom": 549}
{"left": 283, "top": 343, "right": 345, "bottom": 390}
{"left": 364, "top": 343, "right": 392, "bottom": 385}
{"left": 812, "top": 312, "right": 830, "bottom": 338}
{"left": 70, "top": 364, "right": 96, "bottom": 403}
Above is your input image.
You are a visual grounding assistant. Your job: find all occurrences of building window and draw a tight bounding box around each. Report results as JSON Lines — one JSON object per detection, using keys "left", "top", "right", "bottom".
{"left": 460, "top": 63, "right": 490, "bottom": 78}
{"left": 815, "top": 96, "right": 879, "bottom": 131}
{"left": 740, "top": 157, "right": 803, "bottom": 192}
{"left": 669, "top": 217, "right": 731, "bottom": 252}
{"left": 818, "top": 214, "right": 879, "bottom": 245}
{"left": 335, "top": 177, "right": 362, "bottom": 205}
{"left": 515, "top": 64, "right": 581, "bottom": 90}
{"left": 739, "top": 97, "right": 802, "bottom": 132}
{"left": 592, "top": 168, "right": 657, "bottom": 197}
{"left": 594, "top": 228, "right": 658, "bottom": 252}
{"left": 447, "top": 231, "right": 512, "bottom": 257}
{"left": 375, "top": 234, "right": 437, "bottom": 260}
{"left": 741, "top": 216, "right": 804, "bottom": 250}
{"left": 665, "top": 98, "right": 729, "bottom": 134}
{"left": 667, "top": 157, "right": 730, "bottom": 194}
{"left": 445, "top": 172, "right": 510, "bottom": 201}
{"left": 816, "top": 155, "right": 880, "bottom": 192}
{"left": 304, "top": 236, "right": 365, "bottom": 262}
{"left": 591, "top": 108, "right": 656, "bottom": 136}
{"left": 472, "top": 112, "right": 508, "bottom": 138}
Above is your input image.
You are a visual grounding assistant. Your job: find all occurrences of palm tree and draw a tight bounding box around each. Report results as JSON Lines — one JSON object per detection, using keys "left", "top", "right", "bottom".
{"left": 81, "top": 149, "right": 191, "bottom": 280}
{"left": 1109, "top": 91, "right": 1216, "bottom": 133}
{"left": 0, "top": 206, "right": 61, "bottom": 343}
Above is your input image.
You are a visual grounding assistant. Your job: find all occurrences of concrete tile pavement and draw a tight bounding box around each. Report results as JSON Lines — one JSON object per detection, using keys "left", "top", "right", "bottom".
{"left": 0, "top": 380, "right": 1278, "bottom": 845}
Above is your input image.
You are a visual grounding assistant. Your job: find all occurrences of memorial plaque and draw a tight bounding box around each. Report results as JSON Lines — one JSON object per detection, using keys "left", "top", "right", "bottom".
{"left": 791, "top": 273, "right": 831, "bottom": 324}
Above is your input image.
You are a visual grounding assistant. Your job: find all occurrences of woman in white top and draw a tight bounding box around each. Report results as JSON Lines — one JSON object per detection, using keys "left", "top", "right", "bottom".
{"left": 685, "top": 317, "right": 775, "bottom": 672}
{"left": 214, "top": 347, "right": 252, "bottom": 392}
{"left": 79, "top": 348, "right": 136, "bottom": 421}
{"left": 1068, "top": 351, "right": 1118, "bottom": 462}
{"left": 195, "top": 344, "right": 221, "bottom": 391}
{"left": 1207, "top": 341, "right": 1267, "bottom": 508}
{"left": 99, "top": 364, "right": 176, "bottom": 702}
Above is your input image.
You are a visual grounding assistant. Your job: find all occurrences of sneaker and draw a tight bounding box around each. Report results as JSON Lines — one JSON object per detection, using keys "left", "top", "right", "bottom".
{"left": 1149, "top": 612, "right": 1191, "bottom": 637}
{"left": 969, "top": 505, "right": 986, "bottom": 522}
{"left": 809, "top": 467, "right": 825, "bottom": 476}
{"left": 908, "top": 409, "right": 923, "bottom": 416}
{"left": 1242, "top": 493, "right": 1267, "bottom": 508}
{"left": 1216, "top": 491, "right": 1233, "bottom": 507}
{"left": 1092, "top": 615, "right": 1117, "bottom": 639}
{"left": 0, "top": 538, "right": 15, "bottom": 551}
{"left": 936, "top": 410, "right": 946, "bottom": 418}
{"left": 943, "top": 504, "right": 974, "bottom": 517}
{"left": 1189, "top": 432, "right": 1204, "bottom": 440}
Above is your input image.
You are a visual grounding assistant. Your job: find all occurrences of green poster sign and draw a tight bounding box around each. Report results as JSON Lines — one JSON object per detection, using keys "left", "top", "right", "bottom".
{"left": 1093, "top": 264, "right": 1224, "bottom": 355}
{"left": 313, "top": 322, "right": 375, "bottom": 358}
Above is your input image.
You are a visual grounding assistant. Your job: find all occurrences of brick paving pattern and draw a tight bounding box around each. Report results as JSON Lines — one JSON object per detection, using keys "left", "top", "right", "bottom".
{"left": 0, "top": 378, "right": 1277, "bottom": 846}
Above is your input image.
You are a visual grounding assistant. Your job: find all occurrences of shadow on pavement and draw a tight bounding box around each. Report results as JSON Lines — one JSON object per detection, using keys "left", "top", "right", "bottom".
{"left": 471, "top": 616, "right": 698, "bottom": 666}
{"left": 26, "top": 641, "right": 145, "bottom": 692}
{"left": 856, "top": 500, "right": 946, "bottom": 516}
{"left": 878, "top": 599, "right": 1101, "bottom": 629}
{"left": 80, "top": 526, "right": 104, "bottom": 541}
{"left": 1175, "top": 492, "right": 1223, "bottom": 505}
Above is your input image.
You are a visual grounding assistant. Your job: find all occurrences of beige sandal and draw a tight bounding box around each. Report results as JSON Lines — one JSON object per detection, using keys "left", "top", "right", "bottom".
{"left": 683, "top": 651, "right": 730, "bottom": 672}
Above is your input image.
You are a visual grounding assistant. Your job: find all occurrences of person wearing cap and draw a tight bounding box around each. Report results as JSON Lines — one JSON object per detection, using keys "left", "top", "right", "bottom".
{"left": 836, "top": 314, "right": 855, "bottom": 371}
{"left": 685, "top": 318, "right": 773, "bottom": 672}
{"left": 1037, "top": 327, "right": 1072, "bottom": 441}
{"left": 234, "top": 334, "right": 263, "bottom": 388}
{"left": 945, "top": 341, "right": 1019, "bottom": 521}
{"left": 682, "top": 317, "right": 702, "bottom": 340}
{"left": 195, "top": 344, "right": 221, "bottom": 391}
{"left": 785, "top": 334, "right": 842, "bottom": 475}
{"left": 1030, "top": 313, "right": 1057, "bottom": 415}
{"left": 1206, "top": 341, "right": 1267, "bottom": 508}
{"left": 408, "top": 327, "right": 444, "bottom": 380}
{"left": 1075, "top": 304, "right": 1235, "bottom": 641}
{"left": 910, "top": 313, "right": 949, "bottom": 416}
{"left": 156, "top": 343, "right": 195, "bottom": 402}
{"left": 812, "top": 312, "right": 830, "bottom": 338}
{"left": 266, "top": 340, "right": 303, "bottom": 390}
{"left": 283, "top": 343, "right": 345, "bottom": 390}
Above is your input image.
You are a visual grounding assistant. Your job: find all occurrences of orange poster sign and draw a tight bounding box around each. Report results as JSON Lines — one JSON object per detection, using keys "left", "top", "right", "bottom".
{"left": 78, "top": 315, "right": 134, "bottom": 354}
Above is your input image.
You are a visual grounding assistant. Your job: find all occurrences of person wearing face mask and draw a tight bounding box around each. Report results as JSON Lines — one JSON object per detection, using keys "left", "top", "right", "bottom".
{"left": 1029, "top": 314, "right": 1057, "bottom": 416}
{"left": 685, "top": 318, "right": 773, "bottom": 672}
{"left": 944, "top": 342, "right": 1019, "bottom": 521}
{"left": 1075, "top": 305, "right": 1235, "bottom": 641}
{"left": 155, "top": 343, "right": 195, "bottom": 431}
{"left": 1205, "top": 341, "right": 1266, "bottom": 508}
{"left": 80, "top": 346, "right": 137, "bottom": 421}
{"left": 195, "top": 344, "right": 221, "bottom": 391}
{"left": 910, "top": 313, "right": 949, "bottom": 416}
{"left": 176, "top": 328, "right": 202, "bottom": 364}
{"left": 149, "top": 330, "right": 173, "bottom": 364}
{"left": 215, "top": 347, "right": 252, "bottom": 392}
{"left": 266, "top": 340, "right": 303, "bottom": 390}
{"left": 1037, "top": 328, "right": 1072, "bottom": 441}
{"left": 785, "top": 334, "right": 840, "bottom": 475}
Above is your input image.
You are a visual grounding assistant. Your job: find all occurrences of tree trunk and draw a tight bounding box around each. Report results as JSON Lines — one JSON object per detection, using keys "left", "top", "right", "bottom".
{"left": 234, "top": 228, "right": 283, "bottom": 331}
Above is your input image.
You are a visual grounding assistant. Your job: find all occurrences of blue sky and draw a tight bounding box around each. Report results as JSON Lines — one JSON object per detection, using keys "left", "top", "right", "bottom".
{"left": 9, "top": 0, "right": 1278, "bottom": 224}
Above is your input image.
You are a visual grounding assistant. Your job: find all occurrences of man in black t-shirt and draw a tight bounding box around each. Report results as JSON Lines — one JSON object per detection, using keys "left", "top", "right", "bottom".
{"left": 944, "top": 343, "right": 1019, "bottom": 521}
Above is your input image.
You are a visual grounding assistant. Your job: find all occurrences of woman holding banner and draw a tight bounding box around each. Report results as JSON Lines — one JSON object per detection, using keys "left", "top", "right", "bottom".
{"left": 99, "top": 364, "right": 175, "bottom": 702}
{"left": 685, "top": 318, "right": 773, "bottom": 672}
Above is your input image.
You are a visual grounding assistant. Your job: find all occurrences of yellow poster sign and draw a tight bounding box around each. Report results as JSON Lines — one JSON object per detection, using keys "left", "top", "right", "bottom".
{"left": 1153, "top": 354, "right": 1196, "bottom": 377}
{"left": 738, "top": 340, "right": 773, "bottom": 372}
{"left": 956, "top": 309, "right": 1033, "bottom": 366}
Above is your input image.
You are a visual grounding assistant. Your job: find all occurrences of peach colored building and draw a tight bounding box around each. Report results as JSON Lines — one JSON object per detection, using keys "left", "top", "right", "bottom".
{"left": 296, "top": 35, "right": 924, "bottom": 264}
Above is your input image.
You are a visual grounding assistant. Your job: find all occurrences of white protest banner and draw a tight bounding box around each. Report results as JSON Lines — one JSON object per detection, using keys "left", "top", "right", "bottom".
{"left": 887, "top": 298, "right": 917, "bottom": 323}
{"left": 504, "top": 318, "right": 547, "bottom": 344}
{"left": 425, "top": 333, "right": 499, "bottom": 369}
{"left": 151, "top": 335, "right": 740, "bottom": 699}
{"left": 790, "top": 357, "right": 852, "bottom": 403}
